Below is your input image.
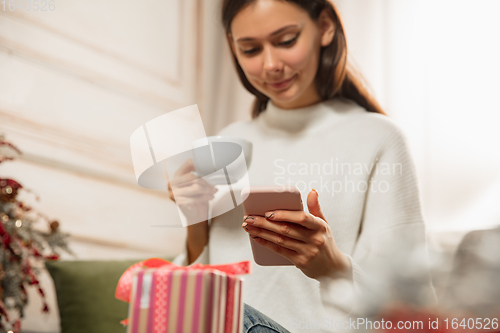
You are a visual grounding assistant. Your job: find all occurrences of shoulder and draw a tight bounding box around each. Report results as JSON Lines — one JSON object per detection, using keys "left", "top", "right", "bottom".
{"left": 325, "top": 99, "right": 412, "bottom": 156}
{"left": 335, "top": 100, "right": 409, "bottom": 147}
{"left": 361, "top": 113, "right": 407, "bottom": 142}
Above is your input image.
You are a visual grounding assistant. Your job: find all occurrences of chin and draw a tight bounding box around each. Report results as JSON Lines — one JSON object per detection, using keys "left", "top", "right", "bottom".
{"left": 268, "top": 87, "right": 300, "bottom": 104}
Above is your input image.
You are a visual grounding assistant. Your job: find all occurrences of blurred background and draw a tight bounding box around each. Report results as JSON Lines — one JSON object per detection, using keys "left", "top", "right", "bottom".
{"left": 0, "top": 0, "right": 499, "bottom": 331}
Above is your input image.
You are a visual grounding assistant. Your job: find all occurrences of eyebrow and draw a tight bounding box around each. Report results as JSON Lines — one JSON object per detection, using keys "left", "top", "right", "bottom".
{"left": 235, "top": 24, "right": 299, "bottom": 42}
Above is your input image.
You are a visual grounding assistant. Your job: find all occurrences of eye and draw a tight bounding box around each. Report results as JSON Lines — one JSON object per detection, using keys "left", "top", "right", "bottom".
{"left": 242, "top": 48, "right": 259, "bottom": 55}
{"left": 279, "top": 33, "right": 299, "bottom": 46}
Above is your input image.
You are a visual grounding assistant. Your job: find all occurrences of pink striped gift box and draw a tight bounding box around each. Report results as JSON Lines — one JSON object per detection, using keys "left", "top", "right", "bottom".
{"left": 115, "top": 258, "right": 251, "bottom": 333}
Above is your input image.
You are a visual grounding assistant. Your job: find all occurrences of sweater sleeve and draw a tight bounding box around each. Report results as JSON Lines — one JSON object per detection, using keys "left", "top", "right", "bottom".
{"left": 317, "top": 122, "right": 437, "bottom": 325}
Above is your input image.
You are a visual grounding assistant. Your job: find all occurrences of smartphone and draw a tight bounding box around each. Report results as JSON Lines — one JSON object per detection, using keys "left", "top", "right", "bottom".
{"left": 240, "top": 185, "right": 303, "bottom": 266}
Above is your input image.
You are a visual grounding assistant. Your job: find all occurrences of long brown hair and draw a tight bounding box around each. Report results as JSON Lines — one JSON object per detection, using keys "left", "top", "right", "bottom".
{"left": 221, "top": 0, "right": 386, "bottom": 118}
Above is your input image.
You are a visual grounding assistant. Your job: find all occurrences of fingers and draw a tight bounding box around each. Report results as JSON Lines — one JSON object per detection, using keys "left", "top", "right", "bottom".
{"left": 173, "top": 159, "right": 195, "bottom": 178}
{"left": 249, "top": 233, "right": 297, "bottom": 257}
{"left": 244, "top": 224, "right": 307, "bottom": 252}
{"left": 168, "top": 172, "right": 217, "bottom": 204}
{"left": 307, "top": 189, "right": 326, "bottom": 221}
{"left": 249, "top": 235, "right": 307, "bottom": 268}
{"left": 260, "top": 210, "right": 321, "bottom": 231}
{"left": 169, "top": 171, "right": 199, "bottom": 187}
{"left": 242, "top": 215, "right": 311, "bottom": 242}
{"left": 246, "top": 226, "right": 329, "bottom": 274}
{"left": 172, "top": 181, "right": 218, "bottom": 197}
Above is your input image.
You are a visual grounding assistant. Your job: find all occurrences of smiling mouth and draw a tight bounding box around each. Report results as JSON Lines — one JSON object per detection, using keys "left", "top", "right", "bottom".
{"left": 267, "top": 75, "right": 296, "bottom": 90}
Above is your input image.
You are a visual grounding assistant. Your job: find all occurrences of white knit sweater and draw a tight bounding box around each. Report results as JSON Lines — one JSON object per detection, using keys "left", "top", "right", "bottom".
{"left": 173, "top": 98, "right": 435, "bottom": 332}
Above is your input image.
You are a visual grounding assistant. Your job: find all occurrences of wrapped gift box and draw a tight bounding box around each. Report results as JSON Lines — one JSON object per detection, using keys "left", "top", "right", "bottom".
{"left": 115, "top": 258, "right": 251, "bottom": 333}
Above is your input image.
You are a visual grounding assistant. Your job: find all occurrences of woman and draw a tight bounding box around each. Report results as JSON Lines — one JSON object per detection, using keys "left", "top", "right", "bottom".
{"left": 170, "top": 0, "right": 436, "bottom": 332}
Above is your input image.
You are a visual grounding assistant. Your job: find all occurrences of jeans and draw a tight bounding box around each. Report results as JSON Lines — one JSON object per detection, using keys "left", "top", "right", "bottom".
{"left": 243, "top": 303, "right": 291, "bottom": 333}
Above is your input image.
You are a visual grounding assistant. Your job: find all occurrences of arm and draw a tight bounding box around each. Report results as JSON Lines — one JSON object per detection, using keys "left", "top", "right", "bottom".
{"left": 172, "top": 222, "right": 210, "bottom": 266}
{"left": 168, "top": 159, "right": 215, "bottom": 266}
{"left": 170, "top": 122, "right": 248, "bottom": 266}
{"left": 186, "top": 221, "right": 209, "bottom": 264}
{"left": 318, "top": 125, "right": 437, "bottom": 322}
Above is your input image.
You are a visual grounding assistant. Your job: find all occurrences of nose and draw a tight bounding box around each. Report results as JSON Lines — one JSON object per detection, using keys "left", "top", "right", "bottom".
{"left": 262, "top": 45, "right": 282, "bottom": 73}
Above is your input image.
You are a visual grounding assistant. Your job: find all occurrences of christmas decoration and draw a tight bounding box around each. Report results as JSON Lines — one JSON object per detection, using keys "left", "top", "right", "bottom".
{"left": 0, "top": 134, "right": 73, "bottom": 333}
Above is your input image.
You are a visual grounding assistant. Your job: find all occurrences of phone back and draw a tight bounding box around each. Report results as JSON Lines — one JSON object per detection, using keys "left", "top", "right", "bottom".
{"left": 241, "top": 185, "right": 303, "bottom": 266}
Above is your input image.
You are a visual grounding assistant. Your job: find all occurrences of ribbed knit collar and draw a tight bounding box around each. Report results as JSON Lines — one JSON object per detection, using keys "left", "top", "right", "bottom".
{"left": 259, "top": 98, "right": 357, "bottom": 133}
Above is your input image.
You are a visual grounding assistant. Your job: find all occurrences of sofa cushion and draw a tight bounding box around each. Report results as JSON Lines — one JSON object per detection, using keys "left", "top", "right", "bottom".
{"left": 45, "top": 259, "right": 168, "bottom": 333}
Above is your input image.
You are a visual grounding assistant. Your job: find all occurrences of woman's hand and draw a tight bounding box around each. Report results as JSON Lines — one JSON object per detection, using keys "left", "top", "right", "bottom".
{"left": 241, "top": 189, "right": 352, "bottom": 281}
{"left": 168, "top": 159, "right": 218, "bottom": 225}
{"left": 169, "top": 159, "right": 218, "bottom": 264}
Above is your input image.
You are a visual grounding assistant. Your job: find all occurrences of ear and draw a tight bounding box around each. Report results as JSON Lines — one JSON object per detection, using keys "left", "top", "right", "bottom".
{"left": 318, "top": 9, "right": 336, "bottom": 47}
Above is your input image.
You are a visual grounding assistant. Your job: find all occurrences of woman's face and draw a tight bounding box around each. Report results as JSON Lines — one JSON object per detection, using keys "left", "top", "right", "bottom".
{"left": 229, "top": 0, "right": 334, "bottom": 109}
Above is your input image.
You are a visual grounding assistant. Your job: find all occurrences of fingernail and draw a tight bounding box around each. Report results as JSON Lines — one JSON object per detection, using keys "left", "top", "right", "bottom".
{"left": 312, "top": 188, "right": 318, "bottom": 197}
{"left": 242, "top": 222, "right": 248, "bottom": 228}
{"left": 264, "top": 212, "right": 275, "bottom": 219}
{"left": 243, "top": 216, "right": 255, "bottom": 224}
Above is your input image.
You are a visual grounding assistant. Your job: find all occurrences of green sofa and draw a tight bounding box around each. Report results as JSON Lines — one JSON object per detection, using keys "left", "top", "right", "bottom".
{"left": 45, "top": 258, "right": 172, "bottom": 333}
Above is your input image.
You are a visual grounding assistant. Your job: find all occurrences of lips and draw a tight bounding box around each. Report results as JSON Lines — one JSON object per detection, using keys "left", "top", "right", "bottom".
{"left": 268, "top": 75, "right": 296, "bottom": 90}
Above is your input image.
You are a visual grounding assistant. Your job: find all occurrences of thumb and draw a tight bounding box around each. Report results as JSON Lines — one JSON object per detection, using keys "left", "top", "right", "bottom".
{"left": 307, "top": 189, "right": 326, "bottom": 221}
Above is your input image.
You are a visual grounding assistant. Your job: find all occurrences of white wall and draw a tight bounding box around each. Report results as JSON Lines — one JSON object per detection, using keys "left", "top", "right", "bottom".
{"left": 335, "top": 0, "right": 500, "bottom": 233}
{"left": 0, "top": 1, "right": 203, "bottom": 331}
{"left": 0, "top": 0, "right": 206, "bottom": 255}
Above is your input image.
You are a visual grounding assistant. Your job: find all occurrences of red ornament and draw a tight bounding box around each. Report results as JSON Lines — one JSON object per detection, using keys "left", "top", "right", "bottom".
{"left": 0, "top": 178, "right": 23, "bottom": 203}
{"left": 45, "top": 254, "right": 60, "bottom": 261}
